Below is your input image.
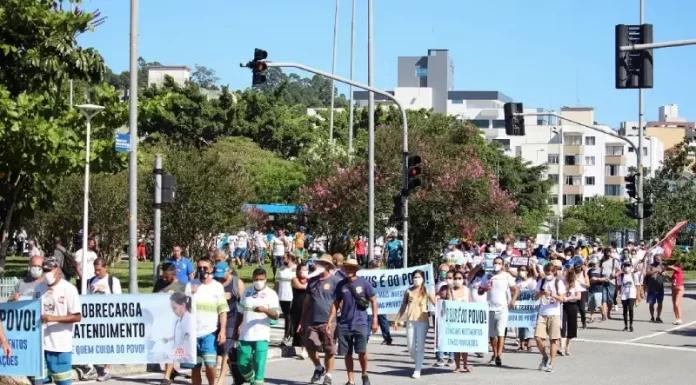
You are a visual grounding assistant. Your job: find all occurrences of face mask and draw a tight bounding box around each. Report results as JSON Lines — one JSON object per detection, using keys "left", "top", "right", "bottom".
{"left": 493, "top": 265, "right": 502, "bottom": 272}
{"left": 45, "top": 271, "right": 57, "bottom": 285}
{"left": 454, "top": 279, "right": 464, "bottom": 287}
{"left": 519, "top": 271, "right": 527, "bottom": 279}
{"left": 623, "top": 267, "right": 633, "bottom": 273}
{"left": 29, "top": 267, "right": 42, "bottom": 278}
{"left": 545, "top": 274, "right": 554, "bottom": 281}
{"left": 439, "top": 271, "right": 447, "bottom": 279}
{"left": 197, "top": 268, "right": 210, "bottom": 280}
{"left": 314, "top": 266, "right": 325, "bottom": 275}
{"left": 299, "top": 271, "right": 308, "bottom": 278}
{"left": 413, "top": 278, "right": 423, "bottom": 287}
{"left": 253, "top": 280, "right": 266, "bottom": 290}
{"left": 446, "top": 278, "right": 454, "bottom": 286}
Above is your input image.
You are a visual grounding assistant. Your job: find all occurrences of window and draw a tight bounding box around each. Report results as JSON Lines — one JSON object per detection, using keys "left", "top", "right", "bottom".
{"left": 628, "top": 147, "right": 634, "bottom": 152}
{"left": 565, "top": 135, "right": 582, "bottom": 146}
{"left": 548, "top": 154, "right": 559, "bottom": 164}
{"left": 451, "top": 99, "right": 463, "bottom": 104}
{"left": 565, "top": 175, "right": 582, "bottom": 185}
{"left": 585, "top": 136, "right": 596, "bottom": 146}
{"left": 549, "top": 195, "right": 559, "bottom": 205}
{"left": 565, "top": 155, "right": 580, "bottom": 165}
{"left": 492, "top": 139, "right": 511, "bottom": 151}
{"left": 643, "top": 147, "right": 648, "bottom": 156}
{"left": 415, "top": 68, "right": 428, "bottom": 77}
{"left": 605, "top": 165, "right": 621, "bottom": 176}
{"left": 605, "top": 184, "right": 623, "bottom": 196}
{"left": 585, "top": 156, "right": 596, "bottom": 166}
{"left": 585, "top": 176, "right": 595, "bottom": 185}
{"left": 606, "top": 145, "right": 624, "bottom": 156}
{"left": 492, "top": 120, "right": 506, "bottom": 128}
{"left": 469, "top": 119, "right": 489, "bottom": 129}
{"left": 644, "top": 167, "right": 651, "bottom": 176}
{"left": 563, "top": 194, "right": 584, "bottom": 206}
{"left": 548, "top": 174, "right": 558, "bottom": 183}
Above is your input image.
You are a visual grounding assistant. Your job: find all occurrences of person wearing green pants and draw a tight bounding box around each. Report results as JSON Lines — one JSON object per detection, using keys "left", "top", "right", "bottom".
{"left": 235, "top": 268, "right": 280, "bottom": 385}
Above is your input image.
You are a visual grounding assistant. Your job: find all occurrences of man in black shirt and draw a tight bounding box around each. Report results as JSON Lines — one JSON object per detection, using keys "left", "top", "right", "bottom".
{"left": 646, "top": 255, "right": 666, "bottom": 323}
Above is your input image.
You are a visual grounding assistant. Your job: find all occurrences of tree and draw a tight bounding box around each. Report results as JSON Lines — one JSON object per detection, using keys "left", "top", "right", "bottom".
{"left": 191, "top": 64, "right": 220, "bottom": 90}
{"left": 561, "top": 196, "right": 634, "bottom": 240}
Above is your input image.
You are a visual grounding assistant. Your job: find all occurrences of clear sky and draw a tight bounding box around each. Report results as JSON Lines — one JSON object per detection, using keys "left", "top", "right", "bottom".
{"left": 77, "top": 0, "right": 696, "bottom": 127}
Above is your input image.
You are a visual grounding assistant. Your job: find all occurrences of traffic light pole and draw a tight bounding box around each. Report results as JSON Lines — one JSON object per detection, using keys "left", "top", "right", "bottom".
{"left": 260, "top": 61, "right": 411, "bottom": 266}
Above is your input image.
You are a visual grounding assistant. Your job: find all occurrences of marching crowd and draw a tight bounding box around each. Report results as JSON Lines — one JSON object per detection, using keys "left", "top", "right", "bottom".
{"left": 3, "top": 228, "right": 687, "bottom": 385}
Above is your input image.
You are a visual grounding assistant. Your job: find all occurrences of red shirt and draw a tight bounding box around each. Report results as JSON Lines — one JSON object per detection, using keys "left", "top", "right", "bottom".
{"left": 355, "top": 239, "right": 367, "bottom": 255}
{"left": 672, "top": 266, "right": 684, "bottom": 286}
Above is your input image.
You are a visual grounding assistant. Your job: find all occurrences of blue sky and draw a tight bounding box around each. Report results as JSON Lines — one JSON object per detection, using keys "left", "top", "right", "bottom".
{"left": 77, "top": 0, "right": 696, "bottom": 127}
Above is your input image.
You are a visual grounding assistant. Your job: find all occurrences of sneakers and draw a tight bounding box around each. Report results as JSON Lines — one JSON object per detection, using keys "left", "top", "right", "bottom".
{"left": 411, "top": 371, "right": 420, "bottom": 379}
{"left": 650, "top": 317, "right": 655, "bottom": 322}
{"left": 656, "top": 317, "right": 664, "bottom": 323}
{"left": 446, "top": 359, "right": 454, "bottom": 367}
{"left": 674, "top": 319, "right": 683, "bottom": 325}
{"left": 538, "top": 357, "right": 549, "bottom": 371}
{"left": 362, "top": 374, "right": 371, "bottom": 385}
{"left": 623, "top": 326, "right": 629, "bottom": 332}
{"left": 97, "top": 371, "right": 111, "bottom": 382}
{"left": 629, "top": 326, "right": 634, "bottom": 332}
{"left": 323, "top": 375, "right": 333, "bottom": 385}
{"left": 434, "top": 359, "right": 446, "bottom": 367}
{"left": 82, "top": 367, "right": 99, "bottom": 381}
{"left": 544, "top": 364, "right": 555, "bottom": 373}
{"left": 495, "top": 356, "right": 502, "bottom": 366}
{"left": 488, "top": 355, "right": 497, "bottom": 364}
{"left": 159, "top": 380, "right": 172, "bottom": 385}
{"left": 311, "top": 367, "right": 326, "bottom": 384}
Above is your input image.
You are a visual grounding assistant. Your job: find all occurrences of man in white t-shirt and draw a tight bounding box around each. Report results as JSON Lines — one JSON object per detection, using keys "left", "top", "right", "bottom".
{"left": 270, "top": 229, "right": 289, "bottom": 278}
{"left": 32, "top": 258, "right": 81, "bottom": 385}
{"left": 11, "top": 255, "right": 44, "bottom": 301}
{"left": 479, "top": 257, "right": 519, "bottom": 367}
{"left": 186, "top": 257, "right": 229, "bottom": 385}
{"left": 75, "top": 238, "right": 98, "bottom": 294}
{"left": 234, "top": 268, "right": 280, "bottom": 385}
{"left": 534, "top": 263, "right": 566, "bottom": 373}
{"left": 253, "top": 231, "right": 268, "bottom": 266}
{"left": 234, "top": 231, "right": 250, "bottom": 267}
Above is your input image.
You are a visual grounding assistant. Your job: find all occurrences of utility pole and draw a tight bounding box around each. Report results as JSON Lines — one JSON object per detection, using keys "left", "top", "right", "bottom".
{"left": 637, "top": 0, "right": 645, "bottom": 242}
{"left": 128, "top": 0, "right": 139, "bottom": 293}
{"left": 153, "top": 155, "right": 162, "bottom": 282}
{"left": 367, "top": 0, "right": 376, "bottom": 266}
{"left": 328, "top": 0, "right": 340, "bottom": 144}
{"left": 347, "top": 0, "right": 356, "bottom": 158}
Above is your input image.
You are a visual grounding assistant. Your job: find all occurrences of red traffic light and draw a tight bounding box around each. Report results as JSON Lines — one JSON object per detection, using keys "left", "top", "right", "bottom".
{"left": 253, "top": 62, "right": 268, "bottom": 72}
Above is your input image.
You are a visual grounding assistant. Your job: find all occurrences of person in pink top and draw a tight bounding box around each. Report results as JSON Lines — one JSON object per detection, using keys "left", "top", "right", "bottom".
{"left": 667, "top": 263, "right": 684, "bottom": 325}
{"left": 355, "top": 236, "right": 367, "bottom": 267}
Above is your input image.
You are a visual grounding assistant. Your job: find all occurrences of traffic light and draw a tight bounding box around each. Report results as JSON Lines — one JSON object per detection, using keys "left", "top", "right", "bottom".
{"left": 643, "top": 201, "right": 654, "bottom": 219}
{"left": 625, "top": 202, "right": 638, "bottom": 219}
{"left": 625, "top": 174, "right": 637, "bottom": 199}
{"left": 406, "top": 154, "right": 423, "bottom": 194}
{"left": 243, "top": 48, "right": 269, "bottom": 86}
{"left": 615, "top": 24, "right": 653, "bottom": 89}
{"left": 503, "top": 102, "right": 525, "bottom": 136}
{"left": 392, "top": 194, "right": 405, "bottom": 221}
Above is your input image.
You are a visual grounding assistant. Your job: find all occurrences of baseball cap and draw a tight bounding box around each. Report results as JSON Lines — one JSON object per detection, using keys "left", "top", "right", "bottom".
{"left": 213, "top": 262, "right": 229, "bottom": 278}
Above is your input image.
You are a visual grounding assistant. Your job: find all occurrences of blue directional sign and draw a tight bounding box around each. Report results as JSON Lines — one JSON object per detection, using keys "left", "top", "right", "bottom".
{"left": 115, "top": 133, "right": 130, "bottom": 152}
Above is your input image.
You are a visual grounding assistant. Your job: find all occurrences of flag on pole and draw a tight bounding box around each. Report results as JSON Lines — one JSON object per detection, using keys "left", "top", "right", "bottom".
{"left": 657, "top": 220, "right": 688, "bottom": 259}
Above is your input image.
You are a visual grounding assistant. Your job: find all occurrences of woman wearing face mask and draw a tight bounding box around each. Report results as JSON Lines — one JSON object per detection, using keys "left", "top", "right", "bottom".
{"left": 560, "top": 270, "right": 581, "bottom": 355}
{"left": 515, "top": 265, "right": 537, "bottom": 351}
{"left": 434, "top": 270, "right": 455, "bottom": 367}
{"left": 441, "top": 271, "right": 472, "bottom": 373}
{"left": 290, "top": 263, "right": 309, "bottom": 358}
{"left": 274, "top": 253, "right": 296, "bottom": 345}
{"left": 617, "top": 261, "right": 637, "bottom": 331}
{"left": 394, "top": 270, "right": 436, "bottom": 379}
{"left": 574, "top": 262, "right": 589, "bottom": 329}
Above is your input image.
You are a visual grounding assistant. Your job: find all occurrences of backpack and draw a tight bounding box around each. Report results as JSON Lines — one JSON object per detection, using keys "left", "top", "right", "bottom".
{"left": 89, "top": 275, "right": 114, "bottom": 294}
{"left": 61, "top": 247, "right": 78, "bottom": 278}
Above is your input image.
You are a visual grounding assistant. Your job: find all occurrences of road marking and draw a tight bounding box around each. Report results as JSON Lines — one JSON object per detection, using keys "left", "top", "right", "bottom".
{"left": 575, "top": 338, "right": 696, "bottom": 352}
{"left": 623, "top": 319, "right": 696, "bottom": 342}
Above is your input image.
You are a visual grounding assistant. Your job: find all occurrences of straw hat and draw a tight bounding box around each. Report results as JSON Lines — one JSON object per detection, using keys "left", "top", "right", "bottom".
{"left": 317, "top": 254, "right": 336, "bottom": 270}
{"left": 343, "top": 258, "right": 361, "bottom": 271}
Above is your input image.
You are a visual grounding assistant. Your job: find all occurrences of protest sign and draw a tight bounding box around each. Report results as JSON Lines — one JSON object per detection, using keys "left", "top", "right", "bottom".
{"left": 536, "top": 233, "right": 552, "bottom": 246}
{"left": 0, "top": 299, "right": 43, "bottom": 376}
{"left": 507, "top": 290, "right": 540, "bottom": 329}
{"left": 509, "top": 256, "right": 530, "bottom": 268}
{"left": 435, "top": 301, "right": 488, "bottom": 353}
{"left": 483, "top": 253, "right": 499, "bottom": 271}
{"left": 72, "top": 293, "right": 196, "bottom": 365}
{"left": 357, "top": 263, "right": 434, "bottom": 315}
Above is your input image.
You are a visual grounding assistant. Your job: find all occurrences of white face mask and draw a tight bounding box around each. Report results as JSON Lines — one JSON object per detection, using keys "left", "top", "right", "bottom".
{"left": 299, "top": 270, "right": 308, "bottom": 278}
{"left": 446, "top": 278, "right": 454, "bottom": 286}
{"left": 314, "top": 266, "right": 325, "bottom": 275}
{"left": 413, "top": 278, "right": 423, "bottom": 287}
{"left": 545, "top": 274, "right": 554, "bottom": 281}
{"left": 454, "top": 279, "right": 464, "bottom": 287}
{"left": 29, "top": 267, "right": 42, "bottom": 278}
{"left": 253, "top": 280, "right": 266, "bottom": 290}
{"left": 45, "top": 271, "right": 57, "bottom": 285}
{"left": 519, "top": 271, "right": 527, "bottom": 279}
{"left": 493, "top": 264, "right": 502, "bottom": 272}
{"left": 623, "top": 267, "right": 633, "bottom": 273}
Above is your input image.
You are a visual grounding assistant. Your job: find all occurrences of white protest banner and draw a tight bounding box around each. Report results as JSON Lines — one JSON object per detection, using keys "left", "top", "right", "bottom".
{"left": 536, "top": 233, "right": 552, "bottom": 246}
{"left": 72, "top": 293, "right": 196, "bottom": 365}
{"left": 507, "top": 290, "right": 539, "bottom": 328}
{"left": 435, "top": 301, "right": 488, "bottom": 353}
{"left": 357, "top": 263, "right": 434, "bottom": 315}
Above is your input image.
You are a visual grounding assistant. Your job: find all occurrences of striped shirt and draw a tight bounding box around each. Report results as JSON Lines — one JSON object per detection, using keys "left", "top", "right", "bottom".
{"left": 189, "top": 280, "right": 229, "bottom": 337}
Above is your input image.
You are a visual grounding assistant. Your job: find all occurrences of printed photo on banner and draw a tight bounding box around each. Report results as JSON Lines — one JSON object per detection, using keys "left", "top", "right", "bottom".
{"left": 0, "top": 299, "right": 43, "bottom": 376}
{"left": 72, "top": 293, "right": 196, "bottom": 365}
{"left": 483, "top": 253, "right": 499, "bottom": 272}
{"left": 507, "top": 290, "right": 540, "bottom": 329}
{"left": 435, "top": 301, "right": 488, "bottom": 353}
{"left": 357, "top": 263, "right": 434, "bottom": 315}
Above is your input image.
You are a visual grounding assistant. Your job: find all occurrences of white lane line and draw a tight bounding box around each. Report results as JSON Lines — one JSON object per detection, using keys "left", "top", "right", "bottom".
{"left": 575, "top": 338, "right": 696, "bottom": 352}
{"left": 623, "top": 319, "right": 696, "bottom": 342}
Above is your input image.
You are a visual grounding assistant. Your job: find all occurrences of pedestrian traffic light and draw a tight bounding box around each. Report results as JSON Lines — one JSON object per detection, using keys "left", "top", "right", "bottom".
{"left": 625, "top": 202, "right": 638, "bottom": 219}
{"left": 392, "top": 194, "right": 405, "bottom": 221}
{"left": 625, "top": 174, "right": 637, "bottom": 199}
{"left": 503, "top": 102, "right": 525, "bottom": 136}
{"left": 643, "top": 201, "right": 654, "bottom": 219}
{"left": 406, "top": 154, "right": 422, "bottom": 194}
{"left": 615, "top": 24, "right": 653, "bottom": 89}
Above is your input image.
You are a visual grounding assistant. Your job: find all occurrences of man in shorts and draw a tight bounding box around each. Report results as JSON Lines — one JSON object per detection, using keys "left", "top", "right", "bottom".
{"left": 333, "top": 259, "right": 377, "bottom": 385}
{"left": 534, "top": 263, "right": 566, "bottom": 373}
{"left": 300, "top": 255, "right": 341, "bottom": 385}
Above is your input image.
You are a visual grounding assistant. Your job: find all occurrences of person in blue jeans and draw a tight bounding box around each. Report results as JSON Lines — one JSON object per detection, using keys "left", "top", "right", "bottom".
{"left": 384, "top": 235, "right": 403, "bottom": 269}
{"left": 366, "top": 314, "right": 392, "bottom": 345}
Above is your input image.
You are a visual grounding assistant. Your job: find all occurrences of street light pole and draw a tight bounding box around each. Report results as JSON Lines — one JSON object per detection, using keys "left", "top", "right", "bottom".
{"left": 347, "top": 0, "right": 356, "bottom": 158}
{"left": 367, "top": 0, "right": 376, "bottom": 266}
{"left": 128, "top": 0, "right": 140, "bottom": 293}
{"left": 328, "top": 0, "right": 340, "bottom": 144}
{"left": 637, "top": 0, "right": 645, "bottom": 241}
{"left": 76, "top": 104, "right": 105, "bottom": 295}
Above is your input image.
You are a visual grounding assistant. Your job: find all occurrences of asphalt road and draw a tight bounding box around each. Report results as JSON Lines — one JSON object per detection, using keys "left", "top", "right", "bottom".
{"left": 101, "top": 285, "right": 696, "bottom": 385}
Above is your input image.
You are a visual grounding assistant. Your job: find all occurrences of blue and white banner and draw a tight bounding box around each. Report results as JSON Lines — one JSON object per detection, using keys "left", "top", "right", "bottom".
{"left": 483, "top": 253, "right": 499, "bottom": 271}
{"left": 73, "top": 293, "right": 196, "bottom": 365}
{"left": 435, "top": 301, "right": 489, "bottom": 353}
{"left": 507, "top": 290, "right": 540, "bottom": 328}
{"left": 357, "top": 263, "right": 434, "bottom": 315}
{"left": 0, "top": 299, "right": 43, "bottom": 376}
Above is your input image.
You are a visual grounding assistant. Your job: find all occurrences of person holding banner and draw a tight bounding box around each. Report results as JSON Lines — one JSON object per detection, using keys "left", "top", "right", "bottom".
{"left": 394, "top": 270, "right": 437, "bottom": 379}
{"left": 10, "top": 255, "right": 44, "bottom": 301}
{"left": 439, "top": 270, "right": 472, "bottom": 373}
{"left": 0, "top": 316, "right": 11, "bottom": 357}
{"left": 33, "top": 258, "right": 82, "bottom": 385}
